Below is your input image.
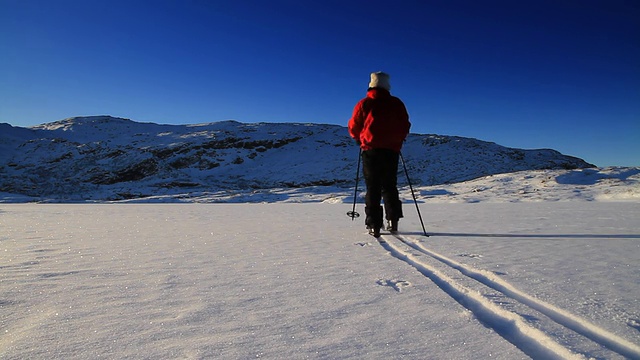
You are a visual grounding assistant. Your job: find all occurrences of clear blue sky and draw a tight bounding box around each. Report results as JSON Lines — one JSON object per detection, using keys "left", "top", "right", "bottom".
{"left": 1, "top": 0, "right": 638, "bottom": 166}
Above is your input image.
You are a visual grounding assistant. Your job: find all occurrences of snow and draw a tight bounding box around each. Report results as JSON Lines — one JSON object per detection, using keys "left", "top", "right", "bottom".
{"left": 1, "top": 117, "right": 639, "bottom": 358}
{"left": 1, "top": 116, "right": 597, "bottom": 202}
{"left": 2, "top": 187, "right": 639, "bottom": 359}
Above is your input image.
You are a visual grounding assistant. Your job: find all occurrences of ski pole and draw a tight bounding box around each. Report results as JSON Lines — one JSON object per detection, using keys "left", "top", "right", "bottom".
{"left": 347, "top": 149, "right": 362, "bottom": 220}
{"left": 400, "top": 152, "right": 428, "bottom": 236}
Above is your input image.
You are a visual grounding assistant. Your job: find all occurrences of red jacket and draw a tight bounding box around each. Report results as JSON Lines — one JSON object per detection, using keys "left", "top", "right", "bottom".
{"left": 348, "top": 88, "right": 410, "bottom": 152}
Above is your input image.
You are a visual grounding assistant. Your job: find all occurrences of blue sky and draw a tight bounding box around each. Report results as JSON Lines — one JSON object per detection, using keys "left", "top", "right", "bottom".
{"left": 1, "top": 0, "right": 638, "bottom": 166}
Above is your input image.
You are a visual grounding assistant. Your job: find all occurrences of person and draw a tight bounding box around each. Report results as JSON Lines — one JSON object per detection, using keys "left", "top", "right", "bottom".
{"left": 348, "top": 71, "right": 411, "bottom": 237}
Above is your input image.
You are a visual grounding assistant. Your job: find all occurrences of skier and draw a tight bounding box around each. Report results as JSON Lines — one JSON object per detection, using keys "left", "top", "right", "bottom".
{"left": 348, "top": 71, "right": 411, "bottom": 237}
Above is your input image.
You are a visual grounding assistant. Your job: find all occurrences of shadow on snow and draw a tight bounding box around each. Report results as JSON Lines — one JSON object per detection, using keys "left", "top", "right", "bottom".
{"left": 426, "top": 232, "right": 640, "bottom": 239}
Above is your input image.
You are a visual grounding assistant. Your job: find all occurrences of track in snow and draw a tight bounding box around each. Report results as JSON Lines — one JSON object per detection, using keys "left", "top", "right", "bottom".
{"left": 376, "top": 234, "right": 640, "bottom": 360}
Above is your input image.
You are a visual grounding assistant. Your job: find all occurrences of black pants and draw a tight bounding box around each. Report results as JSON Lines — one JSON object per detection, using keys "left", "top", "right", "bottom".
{"left": 362, "top": 148, "right": 403, "bottom": 229}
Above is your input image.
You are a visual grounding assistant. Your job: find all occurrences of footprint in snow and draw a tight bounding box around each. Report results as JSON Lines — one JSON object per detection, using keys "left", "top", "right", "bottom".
{"left": 377, "top": 279, "right": 411, "bottom": 292}
{"left": 354, "top": 242, "right": 371, "bottom": 247}
{"left": 459, "top": 253, "right": 483, "bottom": 258}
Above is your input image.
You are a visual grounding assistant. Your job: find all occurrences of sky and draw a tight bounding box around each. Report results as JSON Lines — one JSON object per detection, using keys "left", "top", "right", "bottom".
{"left": 1, "top": 0, "right": 638, "bottom": 167}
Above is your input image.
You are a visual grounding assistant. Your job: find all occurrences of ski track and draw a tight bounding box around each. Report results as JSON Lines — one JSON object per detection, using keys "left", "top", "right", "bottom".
{"left": 377, "top": 234, "right": 640, "bottom": 360}
{"left": 392, "top": 234, "right": 640, "bottom": 360}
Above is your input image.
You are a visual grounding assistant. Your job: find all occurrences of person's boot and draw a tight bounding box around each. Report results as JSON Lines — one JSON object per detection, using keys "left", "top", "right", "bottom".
{"left": 386, "top": 219, "right": 398, "bottom": 233}
{"left": 367, "top": 206, "right": 383, "bottom": 237}
{"left": 368, "top": 226, "right": 381, "bottom": 237}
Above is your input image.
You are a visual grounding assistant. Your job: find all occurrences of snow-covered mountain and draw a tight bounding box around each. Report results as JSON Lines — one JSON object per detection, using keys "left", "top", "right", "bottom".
{"left": 0, "top": 115, "right": 595, "bottom": 202}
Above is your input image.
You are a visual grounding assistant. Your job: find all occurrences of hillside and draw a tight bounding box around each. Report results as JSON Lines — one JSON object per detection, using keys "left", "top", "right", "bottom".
{"left": 0, "top": 116, "right": 594, "bottom": 202}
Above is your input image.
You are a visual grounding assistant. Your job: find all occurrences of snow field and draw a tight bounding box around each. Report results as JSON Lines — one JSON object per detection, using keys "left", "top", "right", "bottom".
{"left": 1, "top": 202, "right": 639, "bottom": 359}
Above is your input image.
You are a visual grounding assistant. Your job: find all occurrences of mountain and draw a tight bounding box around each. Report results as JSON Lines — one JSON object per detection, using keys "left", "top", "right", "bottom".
{"left": 0, "top": 116, "right": 594, "bottom": 202}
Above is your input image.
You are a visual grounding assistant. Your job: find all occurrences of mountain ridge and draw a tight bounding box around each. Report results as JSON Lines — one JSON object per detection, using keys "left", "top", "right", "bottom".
{"left": 0, "top": 115, "right": 595, "bottom": 201}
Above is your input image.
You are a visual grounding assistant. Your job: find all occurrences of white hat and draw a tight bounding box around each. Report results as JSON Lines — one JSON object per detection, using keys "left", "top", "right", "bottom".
{"left": 369, "top": 71, "right": 391, "bottom": 91}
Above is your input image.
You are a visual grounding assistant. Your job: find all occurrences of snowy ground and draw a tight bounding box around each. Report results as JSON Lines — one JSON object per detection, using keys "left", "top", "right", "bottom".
{"left": 1, "top": 200, "right": 639, "bottom": 359}
{"left": 1, "top": 167, "right": 638, "bottom": 205}
{"left": 1, "top": 168, "right": 639, "bottom": 359}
